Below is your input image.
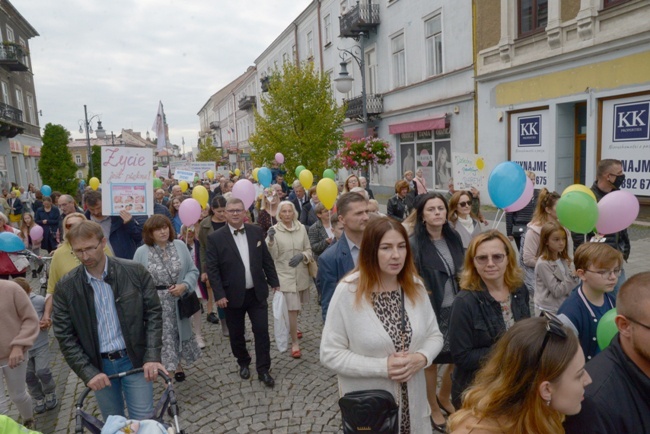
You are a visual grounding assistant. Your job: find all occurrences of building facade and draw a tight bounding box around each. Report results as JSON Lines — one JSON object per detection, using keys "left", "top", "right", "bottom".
{"left": 475, "top": 0, "right": 650, "bottom": 201}
{"left": 0, "top": 0, "right": 41, "bottom": 191}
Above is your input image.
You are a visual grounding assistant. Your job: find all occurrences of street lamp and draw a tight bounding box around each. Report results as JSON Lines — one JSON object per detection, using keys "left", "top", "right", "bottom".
{"left": 78, "top": 105, "right": 105, "bottom": 178}
{"left": 334, "top": 31, "right": 367, "bottom": 138}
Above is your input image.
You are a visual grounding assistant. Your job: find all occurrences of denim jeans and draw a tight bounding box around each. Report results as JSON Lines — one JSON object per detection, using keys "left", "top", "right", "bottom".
{"left": 94, "top": 356, "right": 153, "bottom": 421}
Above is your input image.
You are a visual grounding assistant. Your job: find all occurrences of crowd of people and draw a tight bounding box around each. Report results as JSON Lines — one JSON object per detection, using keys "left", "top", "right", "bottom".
{"left": 0, "top": 157, "right": 648, "bottom": 434}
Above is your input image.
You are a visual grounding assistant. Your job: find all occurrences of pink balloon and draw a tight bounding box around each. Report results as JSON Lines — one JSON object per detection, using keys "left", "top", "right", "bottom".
{"left": 504, "top": 178, "right": 534, "bottom": 212}
{"left": 596, "top": 190, "right": 639, "bottom": 234}
{"left": 155, "top": 169, "right": 161, "bottom": 177}
{"left": 232, "top": 179, "right": 256, "bottom": 209}
{"left": 275, "top": 152, "right": 284, "bottom": 164}
{"left": 178, "top": 199, "right": 202, "bottom": 226}
{"left": 30, "top": 225, "right": 44, "bottom": 242}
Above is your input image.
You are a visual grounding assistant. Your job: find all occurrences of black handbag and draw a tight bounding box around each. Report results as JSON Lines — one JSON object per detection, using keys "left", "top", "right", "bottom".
{"left": 178, "top": 291, "right": 201, "bottom": 319}
{"left": 337, "top": 290, "right": 405, "bottom": 434}
{"left": 512, "top": 224, "right": 528, "bottom": 236}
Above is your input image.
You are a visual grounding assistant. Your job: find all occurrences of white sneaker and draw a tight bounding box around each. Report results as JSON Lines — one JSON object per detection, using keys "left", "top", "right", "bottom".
{"left": 195, "top": 335, "right": 206, "bottom": 349}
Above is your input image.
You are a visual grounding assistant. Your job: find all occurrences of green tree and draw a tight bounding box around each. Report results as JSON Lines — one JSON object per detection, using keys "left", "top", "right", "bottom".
{"left": 88, "top": 145, "right": 101, "bottom": 182}
{"left": 38, "top": 123, "right": 78, "bottom": 195}
{"left": 196, "top": 136, "right": 221, "bottom": 161}
{"left": 250, "top": 61, "right": 346, "bottom": 180}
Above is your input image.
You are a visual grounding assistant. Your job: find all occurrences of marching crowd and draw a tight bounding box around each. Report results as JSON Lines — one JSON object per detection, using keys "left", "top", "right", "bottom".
{"left": 0, "top": 157, "right": 649, "bottom": 433}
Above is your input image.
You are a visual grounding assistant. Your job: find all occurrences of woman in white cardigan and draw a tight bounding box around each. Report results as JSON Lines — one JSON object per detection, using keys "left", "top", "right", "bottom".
{"left": 320, "top": 217, "right": 444, "bottom": 434}
{"left": 266, "top": 201, "right": 313, "bottom": 359}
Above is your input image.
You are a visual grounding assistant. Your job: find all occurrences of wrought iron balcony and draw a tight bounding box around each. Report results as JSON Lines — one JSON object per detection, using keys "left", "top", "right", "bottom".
{"left": 0, "top": 43, "right": 29, "bottom": 71}
{"left": 238, "top": 95, "right": 256, "bottom": 111}
{"left": 209, "top": 120, "right": 221, "bottom": 130}
{"left": 76, "top": 162, "right": 86, "bottom": 168}
{"left": 339, "top": 2, "right": 380, "bottom": 38}
{"left": 260, "top": 76, "right": 271, "bottom": 92}
{"left": 344, "top": 94, "right": 383, "bottom": 121}
{"left": 0, "top": 102, "right": 23, "bottom": 124}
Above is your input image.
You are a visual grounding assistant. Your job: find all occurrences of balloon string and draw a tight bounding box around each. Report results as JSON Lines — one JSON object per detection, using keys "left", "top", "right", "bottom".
{"left": 492, "top": 209, "right": 505, "bottom": 230}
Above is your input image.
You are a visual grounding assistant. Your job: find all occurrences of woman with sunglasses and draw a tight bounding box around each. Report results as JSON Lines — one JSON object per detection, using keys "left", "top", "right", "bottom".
{"left": 448, "top": 191, "right": 482, "bottom": 250}
{"left": 448, "top": 314, "right": 592, "bottom": 434}
{"left": 448, "top": 230, "right": 530, "bottom": 409}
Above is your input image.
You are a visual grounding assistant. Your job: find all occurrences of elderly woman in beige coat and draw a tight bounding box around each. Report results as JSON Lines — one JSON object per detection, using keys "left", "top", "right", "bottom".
{"left": 266, "top": 201, "right": 313, "bottom": 359}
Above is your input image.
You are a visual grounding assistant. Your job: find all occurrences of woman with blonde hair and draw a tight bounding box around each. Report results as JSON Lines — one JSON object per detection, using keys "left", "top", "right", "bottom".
{"left": 449, "top": 315, "right": 592, "bottom": 434}
{"left": 343, "top": 174, "right": 360, "bottom": 193}
{"left": 448, "top": 230, "right": 530, "bottom": 409}
{"left": 321, "top": 217, "right": 443, "bottom": 433}
{"left": 258, "top": 184, "right": 282, "bottom": 237}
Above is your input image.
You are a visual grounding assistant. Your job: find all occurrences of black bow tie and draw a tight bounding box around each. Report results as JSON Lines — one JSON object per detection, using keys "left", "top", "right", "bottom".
{"left": 234, "top": 228, "right": 245, "bottom": 235}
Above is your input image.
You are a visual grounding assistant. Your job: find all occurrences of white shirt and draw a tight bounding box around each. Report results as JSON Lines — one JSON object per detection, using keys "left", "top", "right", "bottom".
{"left": 345, "top": 235, "right": 361, "bottom": 266}
{"left": 229, "top": 224, "right": 254, "bottom": 289}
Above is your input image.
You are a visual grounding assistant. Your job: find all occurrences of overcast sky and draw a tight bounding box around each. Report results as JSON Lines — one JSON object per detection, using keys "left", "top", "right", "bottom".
{"left": 12, "top": 0, "right": 311, "bottom": 150}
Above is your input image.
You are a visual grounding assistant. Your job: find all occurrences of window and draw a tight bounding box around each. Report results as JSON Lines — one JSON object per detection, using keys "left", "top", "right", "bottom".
{"left": 518, "top": 0, "right": 548, "bottom": 36}
{"left": 604, "top": 0, "right": 631, "bottom": 7}
{"left": 26, "top": 94, "right": 35, "bottom": 124}
{"left": 292, "top": 44, "right": 297, "bottom": 61}
{"left": 340, "top": 0, "right": 348, "bottom": 13}
{"left": 75, "top": 154, "right": 82, "bottom": 164}
{"left": 5, "top": 26, "right": 14, "bottom": 42}
{"left": 365, "top": 48, "right": 377, "bottom": 94}
{"left": 283, "top": 52, "right": 289, "bottom": 64}
{"left": 425, "top": 15, "right": 443, "bottom": 76}
{"left": 391, "top": 33, "right": 406, "bottom": 88}
{"left": 1, "top": 82, "right": 9, "bottom": 105}
{"left": 14, "top": 87, "right": 23, "bottom": 112}
{"left": 19, "top": 37, "right": 29, "bottom": 69}
{"left": 307, "top": 31, "right": 314, "bottom": 58}
{"left": 324, "top": 15, "right": 332, "bottom": 45}
{"left": 77, "top": 171, "right": 83, "bottom": 179}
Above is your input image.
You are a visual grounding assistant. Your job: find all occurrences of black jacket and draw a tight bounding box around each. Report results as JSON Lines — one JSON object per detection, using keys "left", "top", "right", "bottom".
{"left": 449, "top": 285, "right": 530, "bottom": 408}
{"left": 52, "top": 256, "right": 162, "bottom": 385}
{"left": 386, "top": 194, "right": 413, "bottom": 222}
{"left": 299, "top": 202, "right": 318, "bottom": 228}
{"left": 564, "top": 336, "right": 650, "bottom": 434}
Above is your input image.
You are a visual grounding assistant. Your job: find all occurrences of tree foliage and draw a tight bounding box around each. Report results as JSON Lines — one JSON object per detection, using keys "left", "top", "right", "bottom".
{"left": 196, "top": 136, "right": 221, "bottom": 162}
{"left": 250, "top": 61, "right": 346, "bottom": 180}
{"left": 38, "top": 123, "right": 78, "bottom": 195}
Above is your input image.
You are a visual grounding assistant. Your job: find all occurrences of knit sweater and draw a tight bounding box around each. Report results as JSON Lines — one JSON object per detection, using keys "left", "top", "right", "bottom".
{"left": 0, "top": 280, "right": 39, "bottom": 360}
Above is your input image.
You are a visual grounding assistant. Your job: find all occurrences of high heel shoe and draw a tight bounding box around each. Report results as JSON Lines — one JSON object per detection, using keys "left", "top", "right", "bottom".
{"left": 436, "top": 395, "right": 454, "bottom": 416}
{"left": 430, "top": 416, "right": 447, "bottom": 433}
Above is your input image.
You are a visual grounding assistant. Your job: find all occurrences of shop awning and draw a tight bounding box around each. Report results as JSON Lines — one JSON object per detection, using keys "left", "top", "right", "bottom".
{"left": 388, "top": 115, "right": 447, "bottom": 135}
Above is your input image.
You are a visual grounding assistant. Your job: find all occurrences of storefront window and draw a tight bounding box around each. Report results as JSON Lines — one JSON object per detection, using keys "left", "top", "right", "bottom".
{"left": 399, "top": 128, "right": 451, "bottom": 190}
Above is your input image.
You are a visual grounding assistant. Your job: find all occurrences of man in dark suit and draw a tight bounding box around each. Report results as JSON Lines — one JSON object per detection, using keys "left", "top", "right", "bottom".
{"left": 206, "top": 197, "right": 280, "bottom": 387}
{"left": 289, "top": 180, "right": 308, "bottom": 219}
{"left": 317, "top": 192, "right": 369, "bottom": 322}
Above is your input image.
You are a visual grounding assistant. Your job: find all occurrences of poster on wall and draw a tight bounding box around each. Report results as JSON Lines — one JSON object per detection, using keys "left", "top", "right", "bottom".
{"left": 452, "top": 153, "right": 487, "bottom": 190}
{"left": 509, "top": 110, "right": 551, "bottom": 189}
{"left": 601, "top": 95, "right": 650, "bottom": 197}
{"left": 400, "top": 143, "right": 415, "bottom": 176}
{"left": 434, "top": 141, "right": 451, "bottom": 190}
{"left": 101, "top": 147, "right": 153, "bottom": 216}
{"left": 416, "top": 142, "right": 434, "bottom": 191}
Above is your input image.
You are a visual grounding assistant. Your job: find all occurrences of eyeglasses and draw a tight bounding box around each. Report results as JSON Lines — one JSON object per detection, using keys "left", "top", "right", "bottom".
{"left": 226, "top": 209, "right": 244, "bottom": 214}
{"left": 72, "top": 241, "right": 102, "bottom": 257}
{"left": 474, "top": 253, "right": 506, "bottom": 265}
{"left": 626, "top": 316, "right": 650, "bottom": 331}
{"left": 585, "top": 268, "right": 622, "bottom": 279}
{"left": 537, "top": 311, "right": 568, "bottom": 362}
{"left": 458, "top": 201, "right": 471, "bottom": 207}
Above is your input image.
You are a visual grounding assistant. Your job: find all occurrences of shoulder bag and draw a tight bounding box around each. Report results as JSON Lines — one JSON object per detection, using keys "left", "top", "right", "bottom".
{"left": 337, "top": 290, "right": 405, "bottom": 434}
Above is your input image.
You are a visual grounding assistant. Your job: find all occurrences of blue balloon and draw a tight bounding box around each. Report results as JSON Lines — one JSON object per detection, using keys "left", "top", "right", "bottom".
{"left": 0, "top": 232, "right": 26, "bottom": 253}
{"left": 41, "top": 185, "right": 52, "bottom": 197}
{"left": 258, "top": 167, "right": 272, "bottom": 188}
{"left": 488, "top": 162, "right": 526, "bottom": 209}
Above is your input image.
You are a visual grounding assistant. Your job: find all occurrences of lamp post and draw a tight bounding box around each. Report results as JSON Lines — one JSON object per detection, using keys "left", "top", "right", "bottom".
{"left": 334, "top": 31, "right": 367, "bottom": 138}
{"left": 79, "top": 105, "right": 105, "bottom": 178}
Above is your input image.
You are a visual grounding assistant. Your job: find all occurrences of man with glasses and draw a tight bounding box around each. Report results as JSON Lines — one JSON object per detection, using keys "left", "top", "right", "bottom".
{"left": 558, "top": 242, "right": 623, "bottom": 361}
{"left": 206, "top": 198, "right": 280, "bottom": 387}
{"left": 564, "top": 272, "right": 650, "bottom": 433}
{"left": 56, "top": 195, "right": 82, "bottom": 242}
{"left": 52, "top": 220, "right": 165, "bottom": 420}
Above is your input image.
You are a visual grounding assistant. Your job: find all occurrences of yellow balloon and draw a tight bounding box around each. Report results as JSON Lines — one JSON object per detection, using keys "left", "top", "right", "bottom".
{"left": 235, "top": 168, "right": 241, "bottom": 176}
{"left": 562, "top": 184, "right": 597, "bottom": 202}
{"left": 89, "top": 177, "right": 100, "bottom": 191}
{"left": 180, "top": 180, "right": 189, "bottom": 192}
{"left": 252, "top": 168, "right": 260, "bottom": 181}
{"left": 476, "top": 158, "right": 485, "bottom": 170}
{"left": 206, "top": 170, "right": 214, "bottom": 180}
{"left": 299, "top": 169, "right": 314, "bottom": 190}
{"left": 192, "top": 185, "right": 209, "bottom": 208}
{"left": 316, "top": 178, "right": 337, "bottom": 210}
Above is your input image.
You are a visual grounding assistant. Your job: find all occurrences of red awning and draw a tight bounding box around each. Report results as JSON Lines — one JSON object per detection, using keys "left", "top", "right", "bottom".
{"left": 388, "top": 115, "right": 447, "bottom": 135}
{"left": 343, "top": 127, "right": 375, "bottom": 140}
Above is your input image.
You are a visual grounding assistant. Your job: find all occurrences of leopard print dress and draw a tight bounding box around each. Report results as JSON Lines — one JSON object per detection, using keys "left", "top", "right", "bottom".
{"left": 372, "top": 290, "right": 413, "bottom": 434}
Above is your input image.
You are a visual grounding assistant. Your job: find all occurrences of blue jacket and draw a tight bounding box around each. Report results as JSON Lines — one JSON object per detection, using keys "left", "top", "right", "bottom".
{"left": 557, "top": 283, "right": 616, "bottom": 362}
{"left": 85, "top": 211, "right": 143, "bottom": 260}
{"left": 317, "top": 232, "right": 355, "bottom": 322}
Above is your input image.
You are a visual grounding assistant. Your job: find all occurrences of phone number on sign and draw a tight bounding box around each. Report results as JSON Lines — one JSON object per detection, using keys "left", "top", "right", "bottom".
{"left": 622, "top": 179, "right": 650, "bottom": 190}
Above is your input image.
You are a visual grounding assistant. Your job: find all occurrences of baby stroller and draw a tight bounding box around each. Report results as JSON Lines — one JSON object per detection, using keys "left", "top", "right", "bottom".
{"left": 74, "top": 368, "right": 185, "bottom": 434}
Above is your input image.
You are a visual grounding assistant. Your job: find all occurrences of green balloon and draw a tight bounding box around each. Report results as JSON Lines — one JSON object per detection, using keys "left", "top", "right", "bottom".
{"left": 153, "top": 178, "right": 163, "bottom": 189}
{"left": 323, "top": 169, "right": 336, "bottom": 180}
{"left": 295, "top": 165, "right": 306, "bottom": 177}
{"left": 556, "top": 191, "right": 599, "bottom": 234}
{"left": 597, "top": 308, "right": 618, "bottom": 350}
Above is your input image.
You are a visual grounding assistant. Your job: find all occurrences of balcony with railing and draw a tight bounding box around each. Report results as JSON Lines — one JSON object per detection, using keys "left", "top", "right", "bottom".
{"left": 0, "top": 43, "right": 29, "bottom": 72}
{"left": 260, "top": 76, "right": 271, "bottom": 92}
{"left": 339, "top": 2, "right": 380, "bottom": 38}
{"left": 209, "top": 120, "right": 221, "bottom": 130}
{"left": 238, "top": 95, "right": 256, "bottom": 111}
{"left": 344, "top": 94, "right": 383, "bottom": 121}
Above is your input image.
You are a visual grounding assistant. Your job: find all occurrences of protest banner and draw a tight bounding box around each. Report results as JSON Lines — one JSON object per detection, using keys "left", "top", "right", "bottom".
{"left": 174, "top": 169, "right": 195, "bottom": 182}
{"left": 101, "top": 147, "right": 153, "bottom": 216}
{"left": 452, "top": 152, "right": 487, "bottom": 190}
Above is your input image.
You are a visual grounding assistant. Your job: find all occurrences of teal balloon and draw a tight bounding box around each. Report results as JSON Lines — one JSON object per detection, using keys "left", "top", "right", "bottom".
{"left": 0, "top": 232, "right": 26, "bottom": 252}
{"left": 258, "top": 167, "right": 272, "bottom": 188}
{"left": 41, "top": 185, "right": 52, "bottom": 197}
{"left": 295, "top": 165, "right": 306, "bottom": 178}
{"left": 323, "top": 169, "right": 336, "bottom": 180}
{"left": 487, "top": 162, "right": 526, "bottom": 209}
{"left": 597, "top": 308, "right": 618, "bottom": 350}
{"left": 556, "top": 191, "right": 599, "bottom": 234}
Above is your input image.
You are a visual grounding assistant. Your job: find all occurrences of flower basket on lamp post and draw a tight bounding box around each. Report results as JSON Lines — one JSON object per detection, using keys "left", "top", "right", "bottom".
{"left": 336, "top": 136, "right": 394, "bottom": 183}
